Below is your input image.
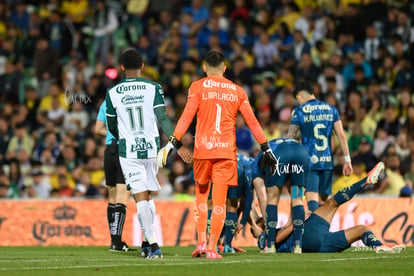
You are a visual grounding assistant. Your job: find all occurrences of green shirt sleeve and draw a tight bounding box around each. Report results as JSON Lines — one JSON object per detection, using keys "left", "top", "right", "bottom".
{"left": 153, "top": 84, "right": 174, "bottom": 138}
{"left": 105, "top": 92, "right": 119, "bottom": 139}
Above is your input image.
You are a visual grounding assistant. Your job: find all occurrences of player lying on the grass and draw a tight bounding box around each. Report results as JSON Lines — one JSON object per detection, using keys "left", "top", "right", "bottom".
{"left": 258, "top": 161, "right": 405, "bottom": 253}
{"left": 253, "top": 138, "right": 308, "bottom": 254}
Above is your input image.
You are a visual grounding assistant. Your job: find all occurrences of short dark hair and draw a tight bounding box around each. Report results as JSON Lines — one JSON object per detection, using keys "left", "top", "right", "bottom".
{"left": 120, "top": 48, "right": 143, "bottom": 70}
{"left": 293, "top": 81, "right": 314, "bottom": 97}
{"left": 204, "top": 51, "right": 225, "bottom": 67}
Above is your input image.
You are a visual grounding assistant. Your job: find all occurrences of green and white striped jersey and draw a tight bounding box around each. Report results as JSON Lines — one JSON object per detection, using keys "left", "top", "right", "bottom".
{"left": 106, "top": 77, "right": 164, "bottom": 159}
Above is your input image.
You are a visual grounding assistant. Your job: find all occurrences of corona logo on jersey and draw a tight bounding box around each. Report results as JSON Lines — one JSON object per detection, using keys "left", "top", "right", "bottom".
{"left": 131, "top": 137, "right": 153, "bottom": 152}
{"left": 302, "top": 104, "right": 331, "bottom": 113}
{"left": 117, "top": 84, "right": 146, "bottom": 93}
{"left": 274, "top": 156, "right": 304, "bottom": 176}
{"left": 202, "top": 79, "right": 236, "bottom": 90}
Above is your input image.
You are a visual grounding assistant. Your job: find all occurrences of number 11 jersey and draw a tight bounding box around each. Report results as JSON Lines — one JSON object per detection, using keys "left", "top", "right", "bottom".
{"left": 173, "top": 75, "right": 267, "bottom": 160}
{"left": 290, "top": 99, "right": 340, "bottom": 170}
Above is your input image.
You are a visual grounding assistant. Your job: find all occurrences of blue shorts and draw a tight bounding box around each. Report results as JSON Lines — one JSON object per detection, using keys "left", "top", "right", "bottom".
{"left": 306, "top": 170, "right": 333, "bottom": 196}
{"left": 302, "top": 214, "right": 350, "bottom": 252}
{"left": 208, "top": 185, "right": 241, "bottom": 200}
{"left": 265, "top": 142, "right": 308, "bottom": 188}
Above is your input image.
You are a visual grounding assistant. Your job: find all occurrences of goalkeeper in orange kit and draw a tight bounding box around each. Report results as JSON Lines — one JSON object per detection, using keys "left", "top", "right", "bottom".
{"left": 158, "top": 51, "right": 277, "bottom": 259}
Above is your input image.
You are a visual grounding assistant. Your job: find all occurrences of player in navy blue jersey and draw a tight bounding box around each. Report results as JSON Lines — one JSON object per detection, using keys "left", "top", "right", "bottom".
{"left": 222, "top": 154, "right": 254, "bottom": 253}
{"left": 267, "top": 162, "right": 405, "bottom": 254}
{"left": 287, "top": 81, "right": 353, "bottom": 211}
{"left": 252, "top": 138, "right": 308, "bottom": 254}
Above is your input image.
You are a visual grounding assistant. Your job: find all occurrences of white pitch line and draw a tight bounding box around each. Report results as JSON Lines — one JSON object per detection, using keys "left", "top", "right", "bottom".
{"left": 0, "top": 260, "right": 243, "bottom": 271}
{"left": 318, "top": 255, "right": 409, "bottom": 262}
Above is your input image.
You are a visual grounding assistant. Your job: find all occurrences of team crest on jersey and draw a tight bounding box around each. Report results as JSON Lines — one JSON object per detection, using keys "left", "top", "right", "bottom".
{"left": 131, "top": 137, "right": 153, "bottom": 152}
{"left": 311, "top": 155, "right": 319, "bottom": 163}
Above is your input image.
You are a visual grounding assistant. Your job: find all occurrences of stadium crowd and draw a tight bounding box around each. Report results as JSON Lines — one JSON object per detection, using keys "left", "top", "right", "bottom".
{"left": 0, "top": 0, "right": 413, "bottom": 200}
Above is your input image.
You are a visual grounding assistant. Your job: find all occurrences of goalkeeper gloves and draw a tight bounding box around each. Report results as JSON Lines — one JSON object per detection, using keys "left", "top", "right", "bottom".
{"left": 157, "top": 136, "right": 182, "bottom": 168}
{"left": 260, "top": 143, "right": 277, "bottom": 175}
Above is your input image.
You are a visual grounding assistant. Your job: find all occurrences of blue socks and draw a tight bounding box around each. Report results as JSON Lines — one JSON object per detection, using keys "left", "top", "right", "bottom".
{"left": 307, "top": 200, "right": 319, "bottom": 212}
{"left": 224, "top": 211, "right": 238, "bottom": 246}
{"left": 292, "top": 205, "right": 305, "bottom": 248}
{"left": 361, "top": 231, "right": 382, "bottom": 248}
{"left": 333, "top": 177, "right": 367, "bottom": 205}
{"left": 266, "top": 205, "right": 277, "bottom": 248}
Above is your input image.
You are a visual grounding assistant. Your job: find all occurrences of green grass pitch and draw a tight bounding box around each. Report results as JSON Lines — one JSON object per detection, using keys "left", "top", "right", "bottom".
{"left": 0, "top": 246, "right": 413, "bottom": 275}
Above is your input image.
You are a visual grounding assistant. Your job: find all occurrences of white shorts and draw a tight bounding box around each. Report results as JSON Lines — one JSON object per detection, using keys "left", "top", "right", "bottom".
{"left": 119, "top": 157, "right": 161, "bottom": 194}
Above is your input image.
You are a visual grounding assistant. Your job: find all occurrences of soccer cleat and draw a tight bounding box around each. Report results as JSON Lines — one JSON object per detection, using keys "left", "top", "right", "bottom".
{"left": 293, "top": 246, "right": 302, "bottom": 254}
{"left": 109, "top": 242, "right": 136, "bottom": 252}
{"left": 257, "top": 232, "right": 266, "bottom": 251}
{"left": 147, "top": 248, "right": 163, "bottom": 259}
{"left": 263, "top": 245, "right": 276, "bottom": 253}
{"left": 375, "top": 244, "right": 406, "bottom": 254}
{"left": 140, "top": 246, "right": 151, "bottom": 258}
{"left": 223, "top": 245, "right": 236, "bottom": 254}
{"left": 206, "top": 250, "right": 223, "bottom": 259}
{"left": 366, "top": 162, "right": 385, "bottom": 185}
{"left": 192, "top": 242, "right": 207, "bottom": 258}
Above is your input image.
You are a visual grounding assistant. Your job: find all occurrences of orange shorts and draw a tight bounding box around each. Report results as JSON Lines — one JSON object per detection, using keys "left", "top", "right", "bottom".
{"left": 193, "top": 159, "right": 237, "bottom": 187}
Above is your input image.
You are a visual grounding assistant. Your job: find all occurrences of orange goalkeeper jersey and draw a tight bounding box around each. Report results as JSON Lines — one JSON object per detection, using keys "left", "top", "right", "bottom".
{"left": 173, "top": 76, "right": 267, "bottom": 160}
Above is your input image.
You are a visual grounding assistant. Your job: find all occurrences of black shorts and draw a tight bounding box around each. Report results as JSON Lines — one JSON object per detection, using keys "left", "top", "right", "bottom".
{"left": 104, "top": 142, "right": 125, "bottom": 186}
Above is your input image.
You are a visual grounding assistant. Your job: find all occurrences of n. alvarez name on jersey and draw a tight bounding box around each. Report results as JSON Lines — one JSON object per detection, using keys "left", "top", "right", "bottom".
{"left": 291, "top": 99, "right": 340, "bottom": 170}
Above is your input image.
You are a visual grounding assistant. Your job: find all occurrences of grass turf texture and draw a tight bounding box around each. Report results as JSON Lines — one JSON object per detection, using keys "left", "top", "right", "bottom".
{"left": 0, "top": 246, "right": 413, "bottom": 275}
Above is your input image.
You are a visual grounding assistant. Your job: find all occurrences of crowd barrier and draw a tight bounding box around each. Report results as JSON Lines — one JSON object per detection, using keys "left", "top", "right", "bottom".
{"left": 0, "top": 198, "right": 413, "bottom": 247}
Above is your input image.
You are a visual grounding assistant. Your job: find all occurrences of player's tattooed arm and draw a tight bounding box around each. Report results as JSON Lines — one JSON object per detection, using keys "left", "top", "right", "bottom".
{"left": 287, "top": 124, "right": 300, "bottom": 140}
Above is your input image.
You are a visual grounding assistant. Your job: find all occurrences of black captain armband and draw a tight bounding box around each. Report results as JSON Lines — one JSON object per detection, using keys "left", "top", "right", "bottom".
{"left": 169, "top": 136, "right": 182, "bottom": 149}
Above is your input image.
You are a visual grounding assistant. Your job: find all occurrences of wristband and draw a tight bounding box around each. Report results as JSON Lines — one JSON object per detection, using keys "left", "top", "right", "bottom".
{"left": 344, "top": 155, "right": 351, "bottom": 163}
{"left": 260, "top": 142, "right": 270, "bottom": 152}
{"left": 169, "top": 136, "right": 182, "bottom": 149}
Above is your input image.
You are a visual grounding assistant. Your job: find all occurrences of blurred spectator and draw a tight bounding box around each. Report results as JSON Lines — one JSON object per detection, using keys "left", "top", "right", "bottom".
{"left": 6, "top": 123, "right": 34, "bottom": 161}
{"left": 348, "top": 124, "right": 372, "bottom": 155}
{"left": 364, "top": 25, "right": 382, "bottom": 63}
{"left": 352, "top": 137, "right": 378, "bottom": 172}
{"left": 373, "top": 127, "right": 395, "bottom": 159}
{"left": 342, "top": 51, "right": 373, "bottom": 88}
{"left": 34, "top": 37, "right": 60, "bottom": 97}
{"left": 90, "top": 0, "right": 118, "bottom": 66}
{"left": 24, "top": 168, "right": 51, "bottom": 199}
{"left": 285, "top": 29, "right": 311, "bottom": 63}
{"left": 295, "top": 52, "right": 319, "bottom": 82}
{"left": 0, "top": 117, "right": 11, "bottom": 162}
{"left": 375, "top": 102, "right": 401, "bottom": 137}
{"left": 376, "top": 153, "right": 406, "bottom": 195}
{"left": 252, "top": 30, "right": 278, "bottom": 70}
